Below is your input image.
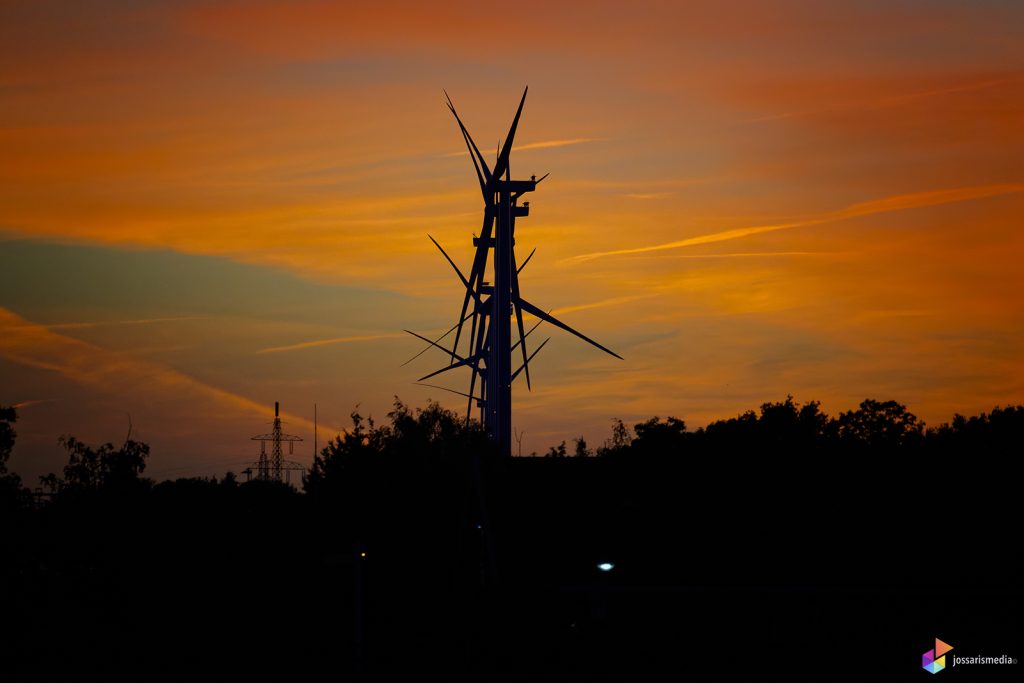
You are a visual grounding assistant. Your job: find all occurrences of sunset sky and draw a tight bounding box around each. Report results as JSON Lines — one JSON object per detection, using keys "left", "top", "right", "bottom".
{"left": 3, "top": 1, "right": 1023, "bottom": 482}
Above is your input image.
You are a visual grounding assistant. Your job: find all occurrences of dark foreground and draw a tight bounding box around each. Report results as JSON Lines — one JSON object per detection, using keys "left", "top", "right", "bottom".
{"left": 3, "top": 452, "right": 1020, "bottom": 681}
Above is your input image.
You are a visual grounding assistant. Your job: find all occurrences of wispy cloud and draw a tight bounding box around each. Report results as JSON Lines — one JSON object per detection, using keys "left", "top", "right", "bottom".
{"left": 555, "top": 177, "right": 714, "bottom": 195}
{"left": 564, "top": 182, "right": 1024, "bottom": 264}
{"left": 443, "top": 138, "right": 602, "bottom": 158}
{"left": 0, "top": 307, "right": 318, "bottom": 434}
{"left": 36, "top": 315, "right": 206, "bottom": 331}
{"left": 515, "top": 138, "right": 604, "bottom": 152}
{"left": 255, "top": 333, "right": 404, "bottom": 354}
{"left": 12, "top": 399, "right": 51, "bottom": 410}
{"left": 743, "top": 78, "right": 1008, "bottom": 124}
{"left": 669, "top": 251, "right": 847, "bottom": 259}
{"left": 623, "top": 192, "right": 675, "bottom": 200}
{"left": 549, "top": 294, "right": 656, "bottom": 317}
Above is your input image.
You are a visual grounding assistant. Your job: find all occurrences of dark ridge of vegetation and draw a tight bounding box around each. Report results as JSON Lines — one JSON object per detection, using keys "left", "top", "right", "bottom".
{"left": 0, "top": 404, "right": 23, "bottom": 508}
{"left": 572, "top": 396, "right": 1021, "bottom": 459}
{"left": 1, "top": 397, "right": 1022, "bottom": 681}
{"left": 5, "top": 396, "right": 1022, "bottom": 505}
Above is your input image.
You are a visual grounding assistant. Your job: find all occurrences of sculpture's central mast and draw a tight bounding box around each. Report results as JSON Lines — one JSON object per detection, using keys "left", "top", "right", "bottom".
{"left": 408, "top": 88, "right": 621, "bottom": 457}
{"left": 487, "top": 166, "right": 536, "bottom": 453}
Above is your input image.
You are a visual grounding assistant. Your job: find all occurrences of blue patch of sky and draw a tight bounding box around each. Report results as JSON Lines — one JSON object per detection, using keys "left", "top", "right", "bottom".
{"left": 0, "top": 237, "right": 418, "bottom": 327}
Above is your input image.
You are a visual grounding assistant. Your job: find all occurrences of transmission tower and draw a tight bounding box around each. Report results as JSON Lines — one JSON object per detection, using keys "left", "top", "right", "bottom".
{"left": 246, "top": 401, "right": 305, "bottom": 483}
{"left": 406, "top": 88, "right": 622, "bottom": 457}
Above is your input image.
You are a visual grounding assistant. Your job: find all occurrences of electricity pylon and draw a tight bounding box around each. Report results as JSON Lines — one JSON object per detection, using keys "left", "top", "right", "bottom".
{"left": 247, "top": 401, "right": 305, "bottom": 483}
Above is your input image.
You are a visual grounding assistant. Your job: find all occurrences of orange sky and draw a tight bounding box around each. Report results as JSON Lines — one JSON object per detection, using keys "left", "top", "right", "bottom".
{"left": 2, "top": 1, "right": 1023, "bottom": 481}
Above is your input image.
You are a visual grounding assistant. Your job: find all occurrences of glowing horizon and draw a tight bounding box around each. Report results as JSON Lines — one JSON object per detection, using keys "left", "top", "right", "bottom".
{"left": 2, "top": 1, "right": 1023, "bottom": 483}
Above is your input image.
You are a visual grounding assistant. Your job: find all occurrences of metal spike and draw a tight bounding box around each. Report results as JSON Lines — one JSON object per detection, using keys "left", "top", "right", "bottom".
{"left": 512, "top": 315, "right": 544, "bottom": 352}
{"left": 428, "top": 234, "right": 470, "bottom": 290}
{"left": 511, "top": 247, "right": 531, "bottom": 389}
{"left": 512, "top": 337, "right": 550, "bottom": 382}
{"left": 517, "top": 247, "right": 536, "bottom": 275}
{"left": 418, "top": 354, "right": 479, "bottom": 382}
{"left": 414, "top": 382, "right": 482, "bottom": 402}
{"left": 401, "top": 312, "right": 472, "bottom": 367}
{"left": 404, "top": 329, "right": 467, "bottom": 363}
{"left": 465, "top": 359, "right": 479, "bottom": 424}
{"left": 516, "top": 297, "right": 623, "bottom": 360}
{"left": 492, "top": 87, "right": 528, "bottom": 184}
{"left": 450, "top": 213, "right": 493, "bottom": 360}
{"left": 445, "top": 89, "right": 492, "bottom": 200}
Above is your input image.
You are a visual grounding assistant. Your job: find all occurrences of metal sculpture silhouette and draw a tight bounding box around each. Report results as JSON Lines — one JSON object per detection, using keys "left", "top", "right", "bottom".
{"left": 407, "top": 88, "right": 621, "bottom": 457}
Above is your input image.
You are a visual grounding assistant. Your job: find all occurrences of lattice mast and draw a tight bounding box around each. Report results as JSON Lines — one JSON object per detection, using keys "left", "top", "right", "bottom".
{"left": 250, "top": 401, "right": 304, "bottom": 482}
{"left": 407, "top": 88, "right": 622, "bottom": 457}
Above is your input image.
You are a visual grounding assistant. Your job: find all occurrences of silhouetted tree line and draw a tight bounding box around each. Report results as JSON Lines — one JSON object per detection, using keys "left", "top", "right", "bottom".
{"left": 38, "top": 434, "right": 151, "bottom": 495}
{"left": 1, "top": 396, "right": 1022, "bottom": 508}
{"left": 544, "top": 396, "right": 1022, "bottom": 459}
{"left": 304, "top": 399, "right": 495, "bottom": 498}
{"left": 2, "top": 397, "right": 1022, "bottom": 681}
{"left": 0, "top": 404, "right": 28, "bottom": 511}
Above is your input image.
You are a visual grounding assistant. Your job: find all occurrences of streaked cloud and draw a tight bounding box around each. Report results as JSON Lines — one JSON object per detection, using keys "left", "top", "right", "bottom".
{"left": 0, "top": 307, "right": 318, "bottom": 435}
{"left": 743, "top": 78, "right": 1008, "bottom": 124}
{"left": 564, "top": 183, "right": 1024, "bottom": 263}
{"left": 12, "top": 399, "right": 51, "bottom": 410}
{"left": 256, "top": 333, "right": 404, "bottom": 354}
{"left": 2, "top": 0, "right": 1023, "bottom": 476}
{"left": 444, "top": 137, "right": 603, "bottom": 158}
{"left": 623, "top": 192, "right": 675, "bottom": 200}
{"left": 549, "top": 294, "right": 657, "bottom": 317}
{"left": 668, "top": 251, "right": 844, "bottom": 259}
{"left": 34, "top": 316, "right": 206, "bottom": 331}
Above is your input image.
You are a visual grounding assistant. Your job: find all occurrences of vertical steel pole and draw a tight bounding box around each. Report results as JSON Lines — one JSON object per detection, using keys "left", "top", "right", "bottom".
{"left": 492, "top": 184, "right": 513, "bottom": 458}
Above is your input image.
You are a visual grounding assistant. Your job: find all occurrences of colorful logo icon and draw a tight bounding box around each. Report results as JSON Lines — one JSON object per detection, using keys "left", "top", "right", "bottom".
{"left": 923, "top": 638, "right": 954, "bottom": 674}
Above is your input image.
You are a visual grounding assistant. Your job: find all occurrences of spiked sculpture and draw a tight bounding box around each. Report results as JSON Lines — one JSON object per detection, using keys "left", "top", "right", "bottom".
{"left": 407, "top": 88, "right": 622, "bottom": 457}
